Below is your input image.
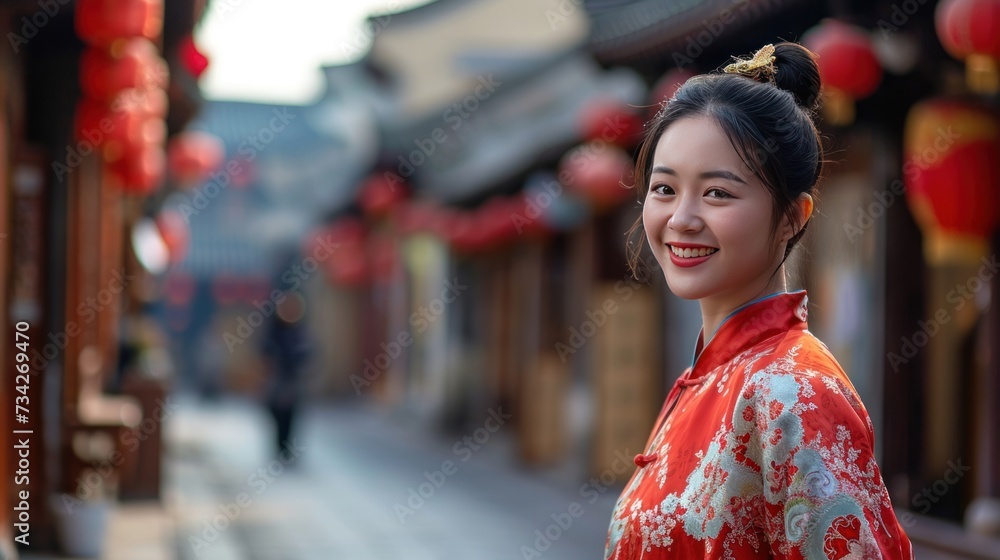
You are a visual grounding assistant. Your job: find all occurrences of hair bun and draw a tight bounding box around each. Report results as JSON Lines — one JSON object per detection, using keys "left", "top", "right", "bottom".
{"left": 771, "top": 42, "right": 821, "bottom": 112}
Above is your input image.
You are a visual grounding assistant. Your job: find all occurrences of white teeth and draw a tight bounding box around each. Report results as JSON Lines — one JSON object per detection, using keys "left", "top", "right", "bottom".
{"left": 670, "top": 245, "right": 717, "bottom": 258}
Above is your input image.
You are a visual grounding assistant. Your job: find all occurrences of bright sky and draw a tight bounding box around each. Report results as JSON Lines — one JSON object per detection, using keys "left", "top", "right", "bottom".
{"left": 195, "top": 0, "right": 432, "bottom": 104}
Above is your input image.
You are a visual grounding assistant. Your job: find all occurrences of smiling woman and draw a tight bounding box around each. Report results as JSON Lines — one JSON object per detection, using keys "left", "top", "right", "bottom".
{"left": 606, "top": 43, "right": 914, "bottom": 559}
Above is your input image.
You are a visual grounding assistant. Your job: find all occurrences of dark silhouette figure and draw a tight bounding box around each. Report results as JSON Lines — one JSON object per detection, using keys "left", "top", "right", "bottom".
{"left": 260, "top": 292, "right": 310, "bottom": 456}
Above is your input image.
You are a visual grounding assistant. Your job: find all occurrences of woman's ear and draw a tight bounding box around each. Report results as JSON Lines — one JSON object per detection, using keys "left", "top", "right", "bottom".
{"left": 783, "top": 193, "right": 814, "bottom": 241}
{"left": 797, "top": 193, "right": 814, "bottom": 231}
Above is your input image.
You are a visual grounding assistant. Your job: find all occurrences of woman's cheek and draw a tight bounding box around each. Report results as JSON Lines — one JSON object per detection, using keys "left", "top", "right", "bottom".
{"left": 642, "top": 200, "right": 663, "bottom": 234}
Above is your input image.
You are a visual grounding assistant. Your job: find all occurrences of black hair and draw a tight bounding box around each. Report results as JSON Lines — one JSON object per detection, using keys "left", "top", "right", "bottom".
{"left": 627, "top": 42, "right": 824, "bottom": 277}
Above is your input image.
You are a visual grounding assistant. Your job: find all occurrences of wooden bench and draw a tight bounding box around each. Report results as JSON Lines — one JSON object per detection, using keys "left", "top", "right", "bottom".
{"left": 59, "top": 346, "right": 143, "bottom": 500}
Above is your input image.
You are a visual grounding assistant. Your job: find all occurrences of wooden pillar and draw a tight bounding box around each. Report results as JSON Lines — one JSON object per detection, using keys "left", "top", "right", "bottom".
{"left": 7, "top": 148, "right": 55, "bottom": 549}
{"left": 988, "top": 234, "right": 1000, "bottom": 500}
{"left": 97, "top": 170, "right": 124, "bottom": 390}
{"left": 965, "top": 232, "right": 1000, "bottom": 535}
{"left": 882, "top": 173, "right": 925, "bottom": 508}
{"left": 923, "top": 262, "right": 979, "bottom": 513}
{"left": 0, "top": 40, "right": 13, "bottom": 556}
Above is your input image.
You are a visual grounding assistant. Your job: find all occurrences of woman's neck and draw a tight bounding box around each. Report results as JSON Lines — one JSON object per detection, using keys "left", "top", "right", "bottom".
{"left": 699, "top": 268, "right": 787, "bottom": 345}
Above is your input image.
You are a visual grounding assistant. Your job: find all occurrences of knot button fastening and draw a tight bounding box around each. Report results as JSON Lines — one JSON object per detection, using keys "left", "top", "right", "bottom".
{"left": 634, "top": 453, "right": 658, "bottom": 468}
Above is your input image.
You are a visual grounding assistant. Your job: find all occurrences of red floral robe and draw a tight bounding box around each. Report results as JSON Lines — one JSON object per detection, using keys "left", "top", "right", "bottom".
{"left": 605, "top": 291, "right": 913, "bottom": 559}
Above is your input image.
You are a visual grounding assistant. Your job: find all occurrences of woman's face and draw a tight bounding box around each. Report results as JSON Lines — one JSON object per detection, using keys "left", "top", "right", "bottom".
{"left": 642, "top": 115, "right": 791, "bottom": 309}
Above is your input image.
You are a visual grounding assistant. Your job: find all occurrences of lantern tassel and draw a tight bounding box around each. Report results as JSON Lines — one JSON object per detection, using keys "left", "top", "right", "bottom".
{"left": 925, "top": 231, "right": 990, "bottom": 266}
{"left": 966, "top": 54, "right": 999, "bottom": 94}
{"left": 821, "top": 89, "right": 856, "bottom": 127}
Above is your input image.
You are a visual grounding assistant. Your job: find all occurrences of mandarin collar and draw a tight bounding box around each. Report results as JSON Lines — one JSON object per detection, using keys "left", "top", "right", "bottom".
{"left": 689, "top": 291, "right": 809, "bottom": 378}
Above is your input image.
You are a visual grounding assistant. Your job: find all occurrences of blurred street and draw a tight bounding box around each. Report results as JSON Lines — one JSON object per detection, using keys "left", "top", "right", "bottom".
{"left": 165, "top": 396, "right": 617, "bottom": 560}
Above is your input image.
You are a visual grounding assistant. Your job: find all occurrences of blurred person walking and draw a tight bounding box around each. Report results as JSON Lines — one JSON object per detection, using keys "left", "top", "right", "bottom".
{"left": 261, "top": 290, "right": 311, "bottom": 457}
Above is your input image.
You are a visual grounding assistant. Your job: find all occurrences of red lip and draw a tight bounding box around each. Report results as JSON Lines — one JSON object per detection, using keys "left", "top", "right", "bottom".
{"left": 666, "top": 243, "right": 717, "bottom": 268}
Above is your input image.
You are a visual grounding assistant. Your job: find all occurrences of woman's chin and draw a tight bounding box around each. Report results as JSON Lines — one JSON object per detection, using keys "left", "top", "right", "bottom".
{"left": 664, "top": 278, "right": 712, "bottom": 301}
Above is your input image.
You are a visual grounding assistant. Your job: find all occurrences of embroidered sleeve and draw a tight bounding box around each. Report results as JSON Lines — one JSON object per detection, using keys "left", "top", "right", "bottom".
{"left": 735, "top": 369, "right": 913, "bottom": 559}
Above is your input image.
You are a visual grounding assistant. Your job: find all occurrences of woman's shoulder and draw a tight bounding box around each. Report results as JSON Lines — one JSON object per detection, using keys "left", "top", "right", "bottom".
{"left": 739, "top": 328, "right": 870, "bottom": 425}
{"left": 762, "top": 327, "right": 851, "bottom": 381}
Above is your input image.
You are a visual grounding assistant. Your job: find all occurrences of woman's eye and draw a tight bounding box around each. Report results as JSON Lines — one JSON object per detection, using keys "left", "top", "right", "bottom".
{"left": 706, "top": 188, "right": 732, "bottom": 199}
{"left": 650, "top": 184, "right": 674, "bottom": 195}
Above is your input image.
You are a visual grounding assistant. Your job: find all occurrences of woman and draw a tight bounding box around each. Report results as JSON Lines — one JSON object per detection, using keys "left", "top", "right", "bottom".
{"left": 604, "top": 43, "right": 913, "bottom": 559}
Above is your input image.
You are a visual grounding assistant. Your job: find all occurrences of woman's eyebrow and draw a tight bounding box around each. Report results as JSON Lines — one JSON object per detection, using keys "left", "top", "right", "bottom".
{"left": 651, "top": 165, "right": 747, "bottom": 185}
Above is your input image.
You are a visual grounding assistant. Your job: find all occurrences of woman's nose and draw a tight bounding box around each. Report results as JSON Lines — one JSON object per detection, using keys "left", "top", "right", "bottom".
{"left": 668, "top": 198, "right": 702, "bottom": 232}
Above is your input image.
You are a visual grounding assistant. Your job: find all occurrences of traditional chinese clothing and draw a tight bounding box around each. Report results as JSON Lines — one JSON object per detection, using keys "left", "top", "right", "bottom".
{"left": 605, "top": 291, "right": 913, "bottom": 559}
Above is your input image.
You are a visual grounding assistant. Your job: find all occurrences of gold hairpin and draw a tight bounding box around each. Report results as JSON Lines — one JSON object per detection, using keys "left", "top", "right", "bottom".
{"left": 723, "top": 44, "right": 776, "bottom": 76}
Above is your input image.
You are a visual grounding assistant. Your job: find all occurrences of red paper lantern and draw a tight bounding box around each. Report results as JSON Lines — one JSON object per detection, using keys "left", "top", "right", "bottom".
{"left": 513, "top": 191, "right": 553, "bottom": 239}
{"left": 447, "top": 197, "right": 532, "bottom": 254}
{"left": 74, "top": 100, "right": 115, "bottom": 144}
{"left": 904, "top": 98, "right": 1000, "bottom": 263}
{"left": 426, "top": 206, "right": 458, "bottom": 240}
{"left": 156, "top": 210, "right": 189, "bottom": 264}
{"left": 106, "top": 143, "right": 165, "bottom": 194}
{"left": 803, "top": 20, "right": 882, "bottom": 125}
{"left": 391, "top": 202, "right": 438, "bottom": 235}
{"left": 100, "top": 109, "right": 165, "bottom": 165}
{"left": 936, "top": 0, "right": 1000, "bottom": 93}
{"left": 80, "top": 39, "right": 163, "bottom": 101}
{"left": 179, "top": 34, "right": 210, "bottom": 79}
{"left": 558, "top": 143, "right": 635, "bottom": 210}
{"left": 326, "top": 218, "right": 365, "bottom": 245}
{"left": 167, "top": 131, "right": 225, "bottom": 186}
{"left": 477, "top": 197, "right": 521, "bottom": 250}
{"left": 445, "top": 211, "right": 485, "bottom": 254}
{"left": 578, "top": 101, "right": 645, "bottom": 147}
{"left": 358, "top": 173, "right": 409, "bottom": 218}
{"left": 113, "top": 86, "right": 168, "bottom": 117}
{"left": 76, "top": 0, "right": 163, "bottom": 47}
